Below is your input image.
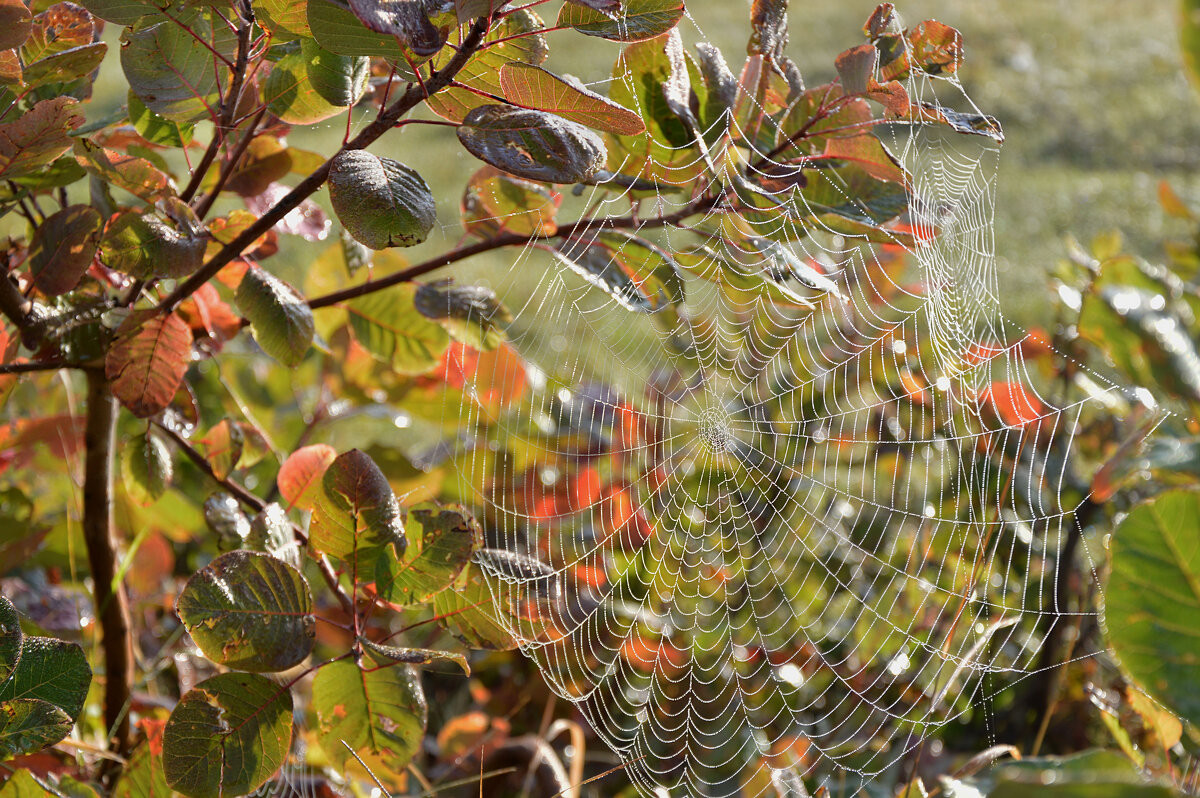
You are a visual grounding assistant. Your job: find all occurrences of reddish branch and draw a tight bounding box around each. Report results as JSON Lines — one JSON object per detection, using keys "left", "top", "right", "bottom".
{"left": 157, "top": 15, "right": 495, "bottom": 313}
{"left": 81, "top": 370, "right": 134, "bottom": 761}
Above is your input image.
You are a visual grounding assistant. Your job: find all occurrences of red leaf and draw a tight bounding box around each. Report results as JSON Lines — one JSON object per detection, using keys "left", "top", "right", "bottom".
{"left": 277, "top": 443, "right": 337, "bottom": 511}
{"left": 105, "top": 311, "right": 193, "bottom": 418}
{"left": 981, "top": 381, "right": 1045, "bottom": 429}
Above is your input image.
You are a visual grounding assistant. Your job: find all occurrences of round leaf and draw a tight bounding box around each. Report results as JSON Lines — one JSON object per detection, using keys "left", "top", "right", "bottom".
{"left": 328, "top": 150, "right": 436, "bottom": 249}
{"left": 0, "top": 698, "right": 72, "bottom": 760}
{"left": 310, "top": 449, "right": 406, "bottom": 560}
{"left": 303, "top": 40, "right": 369, "bottom": 107}
{"left": 100, "top": 209, "right": 206, "bottom": 280}
{"left": 120, "top": 430, "right": 173, "bottom": 506}
{"left": 0, "top": 596, "right": 20, "bottom": 686}
{"left": 236, "top": 268, "right": 314, "bottom": 368}
{"left": 162, "top": 673, "right": 293, "bottom": 798}
{"left": 457, "top": 105, "right": 607, "bottom": 184}
{"left": 0, "top": 0, "right": 33, "bottom": 51}
{"left": 177, "top": 551, "right": 315, "bottom": 672}
{"left": 121, "top": 11, "right": 236, "bottom": 123}
{"left": 262, "top": 47, "right": 345, "bottom": 125}
{"left": 1105, "top": 489, "right": 1200, "bottom": 727}
{"left": 0, "top": 636, "right": 91, "bottom": 720}
{"left": 312, "top": 656, "right": 426, "bottom": 773}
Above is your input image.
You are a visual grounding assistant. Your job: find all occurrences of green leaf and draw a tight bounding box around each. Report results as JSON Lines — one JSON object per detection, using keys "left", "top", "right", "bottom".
{"left": 0, "top": 636, "right": 91, "bottom": 720}
{"left": 100, "top": 209, "right": 206, "bottom": 280}
{"left": 162, "top": 673, "right": 293, "bottom": 798}
{"left": 236, "top": 268, "right": 314, "bottom": 368}
{"left": 177, "top": 550, "right": 315, "bottom": 673}
{"left": 22, "top": 42, "right": 107, "bottom": 92}
{"left": 254, "top": 0, "right": 312, "bottom": 40}
{"left": 121, "top": 429, "right": 173, "bottom": 506}
{"left": 375, "top": 503, "right": 482, "bottom": 605}
{"left": 76, "top": 0, "right": 157, "bottom": 26}
{"left": 1105, "top": 489, "right": 1200, "bottom": 727}
{"left": 262, "top": 46, "right": 345, "bottom": 125}
{"left": 312, "top": 655, "right": 426, "bottom": 773}
{"left": 346, "top": 284, "right": 451, "bottom": 374}
{"left": 414, "top": 280, "right": 511, "bottom": 351}
{"left": 128, "top": 91, "right": 193, "bottom": 148}
{"left": 310, "top": 449, "right": 406, "bottom": 561}
{"left": 434, "top": 564, "right": 518, "bottom": 650}
{"left": 307, "top": 0, "right": 405, "bottom": 59}
{"left": 74, "top": 140, "right": 174, "bottom": 203}
{"left": 457, "top": 105, "right": 607, "bottom": 184}
{"left": 499, "top": 62, "right": 644, "bottom": 135}
{"left": 0, "top": 596, "right": 19, "bottom": 686}
{"left": 461, "top": 165, "right": 561, "bottom": 238}
{"left": 0, "top": 699, "right": 72, "bottom": 761}
{"left": 981, "top": 750, "right": 1180, "bottom": 798}
{"left": 104, "top": 310, "right": 193, "bottom": 419}
{"left": 0, "top": 97, "right": 83, "bottom": 181}
{"left": 557, "top": 0, "right": 684, "bottom": 42}
{"left": 112, "top": 722, "right": 170, "bottom": 798}
{"left": 550, "top": 231, "right": 684, "bottom": 313}
{"left": 204, "top": 492, "right": 251, "bottom": 551}
{"left": 28, "top": 205, "right": 102, "bottom": 297}
{"left": 797, "top": 163, "right": 908, "bottom": 227}
{"left": 328, "top": 150, "right": 436, "bottom": 249}
{"left": 359, "top": 638, "right": 470, "bottom": 676}
{"left": 0, "top": 0, "right": 32, "bottom": 51}
{"left": 303, "top": 40, "right": 369, "bottom": 106}
{"left": 121, "top": 9, "right": 236, "bottom": 123}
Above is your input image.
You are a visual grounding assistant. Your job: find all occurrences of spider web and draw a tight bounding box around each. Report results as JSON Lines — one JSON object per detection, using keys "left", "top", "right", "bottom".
{"left": 376, "top": 6, "right": 1143, "bottom": 797}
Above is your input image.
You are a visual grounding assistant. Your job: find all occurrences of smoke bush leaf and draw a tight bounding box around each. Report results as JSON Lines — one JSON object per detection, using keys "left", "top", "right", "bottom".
{"left": 162, "top": 673, "right": 293, "bottom": 798}
{"left": 414, "top": 280, "right": 512, "bottom": 351}
{"left": 200, "top": 419, "right": 244, "bottom": 481}
{"left": 307, "top": 0, "right": 405, "bottom": 59}
{"left": 0, "top": 596, "right": 20, "bottom": 685}
{"left": 22, "top": 41, "right": 107, "bottom": 92}
{"left": 255, "top": 0, "right": 312, "bottom": 39}
{"left": 556, "top": 0, "right": 684, "bottom": 42}
{"left": 276, "top": 444, "right": 338, "bottom": 512}
{"left": 312, "top": 655, "right": 426, "bottom": 773}
{"left": 28, "top": 205, "right": 102, "bottom": 297}
{"left": 100, "top": 209, "right": 206, "bottom": 280}
{"left": 105, "top": 311, "right": 193, "bottom": 419}
{"left": 177, "top": 550, "right": 315, "bottom": 673}
{"left": 127, "top": 91, "right": 192, "bottom": 148}
{"left": 74, "top": 140, "right": 174, "bottom": 203}
{"left": 499, "top": 62, "right": 645, "bottom": 135}
{"left": 375, "top": 503, "right": 482, "bottom": 605}
{"left": 0, "top": 699, "right": 72, "bottom": 760}
{"left": 359, "top": 638, "right": 470, "bottom": 676}
{"left": 120, "top": 430, "right": 172, "bottom": 506}
{"left": 346, "top": 284, "right": 451, "bottom": 374}
{"left": 262, "top": 46, "right": 347, "bottom": 125}
{"left": 121, "top": 9, "right": 236, "bottom": 123}
{"left": 328, "top": 150, "right": 436, "bottom": 249}
{"left": 310, "top": 449, "right": 406, "bottom": 561}
{"left": 461, "top": 165, "right": 560, "bottom": 239}
{"left": 0, "top": 97, "right": 83, "bottom": 181}
{"left": 458, "top": 105, "right": 607, "bottom": 184}
{"left": 434, "top": 564, "right": 518, "bottom": 650}
{"left": 303, "top": 40, "right": 369, "bottom": 107}
{"left": 1105, "top": 490, "right": 1200, "bottom": 727}
{"left": 345, "top": 0, "right": 446, "bottom": 57}
{"left": 0, "top": 0, "right": 32, "bottom": 51}
{"left": 236, "top": 268, "right": 314, "bottom": 368}
{"left": 0, "top": 636, "right": 91, "bottom": 720}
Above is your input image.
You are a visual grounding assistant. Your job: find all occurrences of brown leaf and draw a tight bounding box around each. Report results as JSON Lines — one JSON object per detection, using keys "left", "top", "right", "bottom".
{"left": 29, "top": 205, "right": 102, "bottom": 296}
{"left": 105, "top": 311, "right": 193, "bottom": 418}
{"left": 0, "top": 97, "right": 83, "bottom": 180}
{"left": 748, "top": 0, "right": 788, "bottom": 67}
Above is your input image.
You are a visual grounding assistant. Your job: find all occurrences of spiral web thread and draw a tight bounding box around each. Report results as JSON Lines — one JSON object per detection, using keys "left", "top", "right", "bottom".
{"left": 428, "top": 9, "right": 1147, "bottom": 798}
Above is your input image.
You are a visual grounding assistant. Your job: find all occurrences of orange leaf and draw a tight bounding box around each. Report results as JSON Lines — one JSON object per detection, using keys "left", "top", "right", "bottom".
{"left": 276, "top": 443, "right": 337, "bottom": 511}
{"left": 104, "top": 311, "right": 192, "bottom": 418}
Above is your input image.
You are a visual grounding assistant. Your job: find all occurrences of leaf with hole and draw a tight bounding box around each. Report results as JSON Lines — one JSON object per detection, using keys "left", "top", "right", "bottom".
{"left": 105, "top": 311, "right": 193, "bottom": 419}
{"left": 121, "top": 430, "right": 173, "bottom": 506}
{"left": 312, "top": 654, "right": 426, "bottom": 774}
{"left": 458, "top": 105, "right": 607, "bottom": 184}
{"left": 1104, "top": 489, "right": 1200, "bottom": 727}
{"left": 375, "top": 503, "right": 482, "bottom": 605}
{"left": 346, "top": 284, "right": 451, "bottom": 374}
{"left": 311, "top": 448, "right": 406, "bottom": 561}
{"left": 162, "top": 672, "right": 293, "bottom": 798}
{"left": 177, "top": 550, "right": 315, "bottom": 672}
{"left": 236, "top": 268, "right": 314, "bottom": 368}
{"left": 328, "top": 150, "right": 436, "bottom": 249}
{"left": 28, "top": 205, "right": 102, "bottom": 297}
{"left": 557, "top": 0, "right": 684, "bottom": 42}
